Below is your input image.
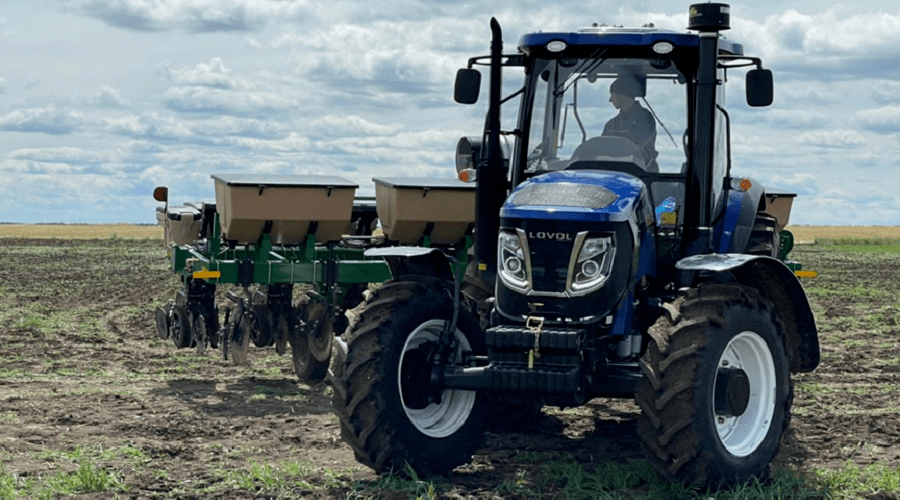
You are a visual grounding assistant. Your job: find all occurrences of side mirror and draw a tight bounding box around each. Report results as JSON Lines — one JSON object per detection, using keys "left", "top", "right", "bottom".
{"left": 153, "top": 186, "right": 169, "bottom": 203}
{"left": 454, "top": 68, "right": 481, "bottom": 105}
{"left": 746, "top": 69, "right": 773, "bottom": 107}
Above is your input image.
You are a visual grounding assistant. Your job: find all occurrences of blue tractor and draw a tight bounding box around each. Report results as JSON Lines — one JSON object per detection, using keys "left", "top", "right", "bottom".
{"left": 330, "top": 3, "right": 819, "bottom": 486}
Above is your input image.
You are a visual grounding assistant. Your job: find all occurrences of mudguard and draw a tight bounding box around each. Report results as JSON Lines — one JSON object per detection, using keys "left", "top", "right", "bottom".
{"left": 676, "top": 253, "right": 820, "bottom": 372}
{"left": 365, "top": 247, "right": 456, "bottom": 282}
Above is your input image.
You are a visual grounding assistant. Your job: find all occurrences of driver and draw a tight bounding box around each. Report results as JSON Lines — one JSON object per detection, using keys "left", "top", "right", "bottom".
{"left": 602, "top": 76, "right": 658, "bottom": 169}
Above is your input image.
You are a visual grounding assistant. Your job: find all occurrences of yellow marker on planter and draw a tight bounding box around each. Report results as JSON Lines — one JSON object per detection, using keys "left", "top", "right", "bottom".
{"left": 795, "top": 270, "right": 818, "bottom": 278}
{"left": 193, "top": 270, "right": 221, "bottom": 279}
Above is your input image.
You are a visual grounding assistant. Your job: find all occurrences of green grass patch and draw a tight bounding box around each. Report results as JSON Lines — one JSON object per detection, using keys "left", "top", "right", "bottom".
{"left": 43, "top": 460, "right": 128, "bottom": 496}
{"left": 213, "top": 459, "right": 315, "bottom": 497}
{"left": 816, "top": 461, "right": 900, "bottom": 498}
{"left": 814, "top": 237, "right": 900, "bottom": 254}
{"left": 1, "top": 459, "right": 129, "bottom": 499}
{"left": 350, "top": 464, "right": 445, "bottom": 499}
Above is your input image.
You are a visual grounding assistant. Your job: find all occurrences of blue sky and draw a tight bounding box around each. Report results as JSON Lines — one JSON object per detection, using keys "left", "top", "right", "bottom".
{"left": 0, "top": 0, "right": 898, "bottom": 225}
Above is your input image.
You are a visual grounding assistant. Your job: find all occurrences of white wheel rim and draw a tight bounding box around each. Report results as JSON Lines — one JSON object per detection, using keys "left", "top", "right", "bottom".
{"left": 714, "top": 330, "right": 777, "bottom": 457}
{"left": 399, "top": 319, "right": 476, "bottom": 439}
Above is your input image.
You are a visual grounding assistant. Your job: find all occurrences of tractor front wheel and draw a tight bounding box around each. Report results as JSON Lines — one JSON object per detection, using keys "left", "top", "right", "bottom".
{"left": 636, "top": 283, "right": 792, "bottom": 487}
{"left": 330, "top": 280, "right": 488, "bottom": 476}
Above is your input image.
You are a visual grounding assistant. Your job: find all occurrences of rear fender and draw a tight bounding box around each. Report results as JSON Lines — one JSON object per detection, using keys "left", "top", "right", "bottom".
{"left": 676, "top": 253, "right": 820, "bottom": 372}
{"left": 364, "top": 247, "right": 456, "bottom": 282}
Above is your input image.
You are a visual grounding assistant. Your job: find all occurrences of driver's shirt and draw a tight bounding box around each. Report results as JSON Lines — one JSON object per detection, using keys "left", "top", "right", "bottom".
{"left": 602, "top": 102, "right": 657, "bottom": 166}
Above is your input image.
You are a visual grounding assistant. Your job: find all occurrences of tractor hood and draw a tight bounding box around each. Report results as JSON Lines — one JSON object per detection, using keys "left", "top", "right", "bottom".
{"left": 501, "top": 170, "right": 647, "bottom": 223}
{"left": 494, "top": 170, "right": 654, "bottom": 325}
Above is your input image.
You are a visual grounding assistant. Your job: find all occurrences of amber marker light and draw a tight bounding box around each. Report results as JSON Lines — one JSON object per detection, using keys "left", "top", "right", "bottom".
{"left": 458, "top": 169, "right": 477, "bottom": 183}
{"left": 193, "top": 270, "right": 221, "bottom": 279}
{"left": 729, "top": 177, "right": 752, "bottom": 191}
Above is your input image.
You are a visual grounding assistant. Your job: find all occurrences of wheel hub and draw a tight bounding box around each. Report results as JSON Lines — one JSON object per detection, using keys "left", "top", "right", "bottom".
{"left": 715, "top": 367, "right": 751, "bottom": 417}
{"left": 400, "top": 343, "right": 440, "bottom": 410}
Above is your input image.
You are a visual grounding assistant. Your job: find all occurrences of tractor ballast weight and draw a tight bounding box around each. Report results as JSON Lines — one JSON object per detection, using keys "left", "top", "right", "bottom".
{"left": 330, "top": 2, "right": 820, "bottom": 488}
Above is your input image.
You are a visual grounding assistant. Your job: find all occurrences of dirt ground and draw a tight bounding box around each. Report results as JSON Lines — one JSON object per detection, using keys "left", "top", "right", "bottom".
{"left": 0, "top": 237, "right": 898, "bottom": 498}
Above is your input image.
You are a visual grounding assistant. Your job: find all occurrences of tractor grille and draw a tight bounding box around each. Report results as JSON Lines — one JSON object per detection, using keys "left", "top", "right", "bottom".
{"left": 527, "top": 238, "right": 573, "bottom": 293}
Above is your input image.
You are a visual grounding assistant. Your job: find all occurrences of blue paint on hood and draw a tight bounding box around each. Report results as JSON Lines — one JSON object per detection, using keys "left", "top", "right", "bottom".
{"left": 501, "top": 170, "right": 645, "bottom": 223}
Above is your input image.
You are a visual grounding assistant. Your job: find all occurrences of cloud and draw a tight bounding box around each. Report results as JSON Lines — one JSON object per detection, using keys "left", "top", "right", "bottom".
{"left": 856, "top": 106, "right": 900, "bottom": 133}
{"left": 95, "top": 86, "right": 127, "bottom": 107}
{"left": 793, "top": 129, "right": 866, "bottom": 148}
{"left": 279, "top": 19, "right": 480, "bottom": 98}
{"left": 732, "top": 9, "right": 900, "bottom": 78}
{"left": 158, "top": 58, "right": 250, "bottom": 90}
{"left": 102, "top": 114, "right": 193, "bottom": 140}
{"left": 764, "top": 172, "right": 820, "bottom": 196}
{"left": 307, "top": 115, "right": 403, "bottom": 138}
{"left": 871, "top": 82, "right": 900, "bottom": 105}
{"left": 0, "top": 106, "right": 83, "bottom": 135}
{"left": 161, "top": 86, "right": 296, "bottom": 115}
{"left": 156, "top": 59, "right": 295, "bottom": 116}
{"left": 103, "top": 114, "right": 287, "bottom": 142}
{"left": 9, "top": 147, "right": 115, "bottom": 166}
{"left": 754, "top": 109, "right": 834, "bottom": 129}
{"left": 63, "top": 0, "right": 318, "bottom": 33}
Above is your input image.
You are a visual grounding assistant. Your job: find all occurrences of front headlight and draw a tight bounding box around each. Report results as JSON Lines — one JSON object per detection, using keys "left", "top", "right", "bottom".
{"left": 498, "top": 230, "right": 529, "bottom": 292}
{"left": 570, "top": 236, "right": 614, "bottom": 294}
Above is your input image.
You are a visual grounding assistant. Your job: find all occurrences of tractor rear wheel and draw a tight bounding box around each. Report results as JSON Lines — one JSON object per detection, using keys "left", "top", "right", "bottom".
{"left": 635, "top": 283, "right": 792, "bottom": 487}
{"left": 330, "top": 280, "right": 488, "bottom": 476}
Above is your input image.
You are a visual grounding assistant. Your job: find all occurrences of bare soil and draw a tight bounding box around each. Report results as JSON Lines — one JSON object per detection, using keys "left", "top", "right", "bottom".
{"left": 0, "top": 238, "right": 898, "bottom": 498}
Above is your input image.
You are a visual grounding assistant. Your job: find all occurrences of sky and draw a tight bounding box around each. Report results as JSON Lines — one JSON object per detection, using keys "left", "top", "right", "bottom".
{"left": 0, "top": 0, "right": 898, "bottom": 226}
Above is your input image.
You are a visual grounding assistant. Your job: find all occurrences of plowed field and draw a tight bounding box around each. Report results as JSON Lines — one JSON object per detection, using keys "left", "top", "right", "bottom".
{"left": 0, "top": 237, "right": 898, "bottom": 498}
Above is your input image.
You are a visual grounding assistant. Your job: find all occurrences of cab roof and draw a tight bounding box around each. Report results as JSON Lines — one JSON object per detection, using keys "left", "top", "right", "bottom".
{"left": 519, "top": 27, "right": 744, "bottom": 56}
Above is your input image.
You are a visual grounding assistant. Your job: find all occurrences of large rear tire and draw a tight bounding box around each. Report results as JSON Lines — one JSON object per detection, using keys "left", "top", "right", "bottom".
{"left": 635, "top": 283, "right": 792, "bottom": 487}
{"left": 330, "top": 280, "right": 488, "bottom": 476}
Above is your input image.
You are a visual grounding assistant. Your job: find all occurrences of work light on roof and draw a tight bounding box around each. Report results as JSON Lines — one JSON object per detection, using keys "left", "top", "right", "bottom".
{"left": 547, "top": 40, "right": 567, "bottom": 52}
{"left": 653, "top": 41, "right": 674, "bottom": 54}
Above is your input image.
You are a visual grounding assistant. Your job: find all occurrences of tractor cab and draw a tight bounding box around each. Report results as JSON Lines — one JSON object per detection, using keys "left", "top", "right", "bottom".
{"left": 455, "top": 22, "right": 774, "bottom": 281}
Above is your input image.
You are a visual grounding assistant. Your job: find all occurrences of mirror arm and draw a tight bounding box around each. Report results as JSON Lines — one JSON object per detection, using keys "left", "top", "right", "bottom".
{"left": 717, "top": 55, "right": 764, "bottom": 70}
{"left": 467, "top": 54, "right": 525, "bottom": 69}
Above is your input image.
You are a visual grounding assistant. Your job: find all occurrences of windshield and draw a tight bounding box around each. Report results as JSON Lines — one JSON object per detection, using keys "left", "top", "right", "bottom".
{"left": 525, "top": 57, "right": 688, "bottom": 175}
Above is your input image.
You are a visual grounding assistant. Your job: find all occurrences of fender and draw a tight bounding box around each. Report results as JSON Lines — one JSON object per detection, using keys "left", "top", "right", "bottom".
{"left": 365, "top": 247, "right": 456, "bottom": 282}
{"left": 676, "top": 253, "right": 820, "bottom": 373}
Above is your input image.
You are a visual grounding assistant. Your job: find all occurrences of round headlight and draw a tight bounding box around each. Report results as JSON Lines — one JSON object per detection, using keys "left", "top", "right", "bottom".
{"left": 581, "top": 260, "right": 600, "bottom": 279}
